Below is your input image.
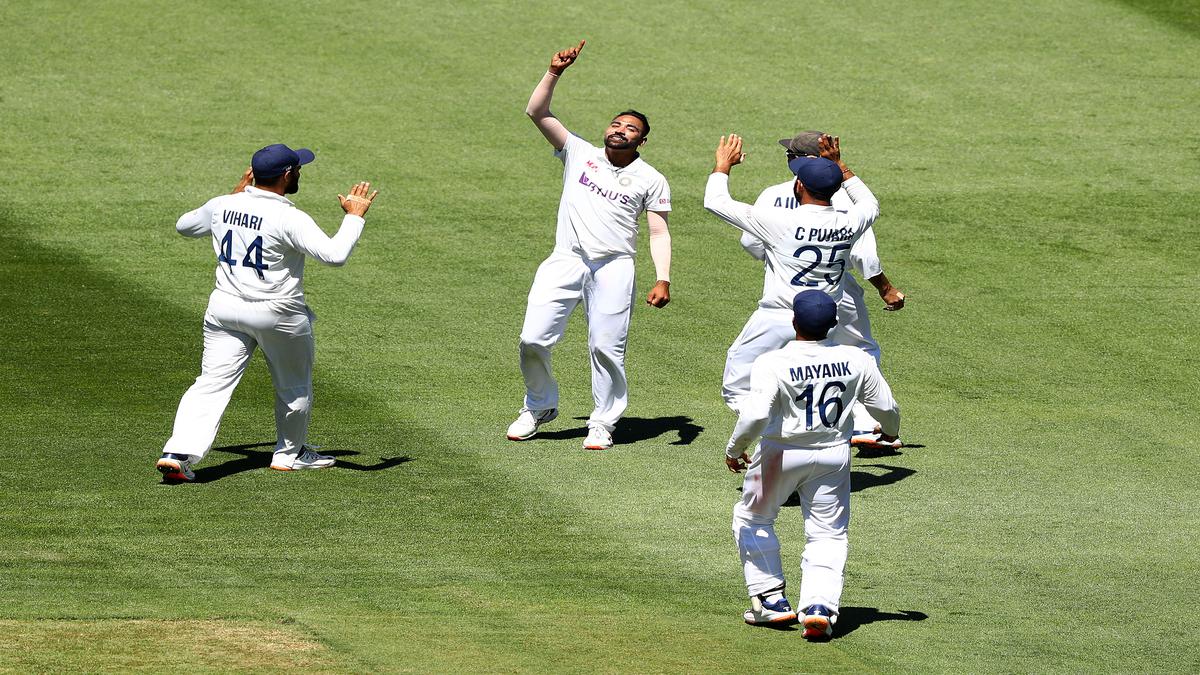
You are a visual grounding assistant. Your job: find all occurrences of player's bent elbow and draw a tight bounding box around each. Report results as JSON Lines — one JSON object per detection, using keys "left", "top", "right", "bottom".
{"left": 320, "top": 251, "right": 353, "bottom": 267}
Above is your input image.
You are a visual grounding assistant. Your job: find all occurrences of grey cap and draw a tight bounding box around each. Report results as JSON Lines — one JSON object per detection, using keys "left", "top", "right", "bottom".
{"left": 778, "top": 131, "right": 824, "bottom": 157}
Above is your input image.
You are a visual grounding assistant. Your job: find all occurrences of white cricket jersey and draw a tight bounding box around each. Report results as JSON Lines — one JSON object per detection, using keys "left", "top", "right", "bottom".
{"left": 754, "top": 181, "right": 882, "bottom": 280}
{"left": 705, "top": 173, "right": 879, "bottom": 310}
{"left": 553, "top": 133, "right": 671, "bottom": 259}
{"left": 176, "top": 186, "right": 364, "bottom": 307}
{"left": 728, "top": 340, "right": 899, "bottom": 454}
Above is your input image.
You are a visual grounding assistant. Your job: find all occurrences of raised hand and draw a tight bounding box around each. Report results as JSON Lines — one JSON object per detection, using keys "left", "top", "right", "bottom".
{"left": 232, "top": 167, "right": 253, "bottom": 194}
{"left": 818, "top": 134, "right": 842, "bottom": 163}
{"left": 338, "top": 181, "right": 379, "bottom": 217}
{"left": 549, "top": 40, "right": 586, "bottom": 75}
{"left": 713, "top": 134, "right": 746, "bottom": 174}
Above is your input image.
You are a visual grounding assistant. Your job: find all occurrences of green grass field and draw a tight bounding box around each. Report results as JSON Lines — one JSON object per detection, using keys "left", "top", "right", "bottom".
{"left": 2, "top": 0, "right": 1198, "bottom": 671}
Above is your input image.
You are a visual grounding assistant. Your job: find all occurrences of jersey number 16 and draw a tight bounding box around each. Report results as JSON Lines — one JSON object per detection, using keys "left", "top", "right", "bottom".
{"left": 796, "top": 381, "right": 847, "bottom": 429}
{"left": 217, "top": 231, "right": 268, "bottom": 279}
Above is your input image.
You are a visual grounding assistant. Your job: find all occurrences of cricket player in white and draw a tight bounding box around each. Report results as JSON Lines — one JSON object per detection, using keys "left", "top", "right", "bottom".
{"left": 156, "top": 144, "right": 378, "bottom": 482}
{"left": 740, "top": 131, "right": 906, "bottom": 447}
{"left": 725, "top": 290, "right": 900, "bottom": 639}
{"left": 507, "top": 40, "right": 673, "bottom": 450}
{"left": 705, "top": 132, "right": 877, "bottom": 407}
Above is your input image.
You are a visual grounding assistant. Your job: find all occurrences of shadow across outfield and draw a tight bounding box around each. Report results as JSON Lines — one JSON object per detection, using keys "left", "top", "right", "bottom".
{"left": 834, "top": 607, "right": 928, "bottom": 638}
{"left": 175, "top": 442, "right": 413, "bottom": 484}
{"left": 773, "top": 464, "right": 917, "bottom": 505}
{"left": 737, "top": 606, "right": 927, "bottom": 638}
{"left": 850, "top": 464, "right": 916, "bottom": 492}
{"left": 536, "top": 416, "right": 703, "bottom": 446}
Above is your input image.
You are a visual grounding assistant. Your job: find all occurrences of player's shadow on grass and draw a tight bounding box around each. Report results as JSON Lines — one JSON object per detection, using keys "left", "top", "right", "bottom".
{"left": 772, "top": 464, "right": 916, "bottom": 505}
{"left": 745, "top": 607, "right": 927, "bottom": 637}
{"left": 182, "top": 442, "right": 413, "bottom": 483}
{"left": 849, "top": 463, "right": 916, "bottom": 492}
{"left": 854, "top": 443, "right": 925, "bottom": 459}
{"left": 536, "top": 416, "right": 703, "bottom": 446}
{"left": 834, "top": 607, "right": 928, "bottom": 638}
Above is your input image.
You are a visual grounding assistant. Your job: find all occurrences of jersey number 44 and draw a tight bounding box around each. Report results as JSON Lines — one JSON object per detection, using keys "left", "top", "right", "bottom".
{"left": 217, "top": 231, "right": 268, "bottom": 279}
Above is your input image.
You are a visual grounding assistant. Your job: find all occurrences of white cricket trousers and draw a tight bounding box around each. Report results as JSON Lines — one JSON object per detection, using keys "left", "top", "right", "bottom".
{"left": 163, "top": 289, "right": 315, "bottom": 461}
{"left": 733, "top": 441, "right": 851, "bottom": 615}
{"left": 518, "top": 252, "right": 635, "bottom": 432}
{"left": 723, "top": 274, "right": 882, "bottom": 429}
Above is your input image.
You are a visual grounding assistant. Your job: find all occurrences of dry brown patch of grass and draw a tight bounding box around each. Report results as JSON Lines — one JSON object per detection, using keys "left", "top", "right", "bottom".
{"left": 0, "top": 618, "right": 347, "bottom": 673}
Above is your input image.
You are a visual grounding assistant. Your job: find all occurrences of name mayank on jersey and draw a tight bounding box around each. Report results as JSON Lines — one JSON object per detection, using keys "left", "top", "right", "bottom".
{"left": 789, "top": 360, "right": 852, "bottom": 382}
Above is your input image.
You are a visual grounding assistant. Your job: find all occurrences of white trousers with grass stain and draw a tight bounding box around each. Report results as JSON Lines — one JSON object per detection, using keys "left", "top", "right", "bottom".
{"left": 733, "top": 441, "right": 851, "bottom": 616}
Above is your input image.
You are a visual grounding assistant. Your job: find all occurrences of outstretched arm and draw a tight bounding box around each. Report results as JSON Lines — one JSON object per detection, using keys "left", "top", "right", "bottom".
{"left": 820, "top": 134, "right": 879, "bottom": 229}
{"left": 704, "top": 134, "right": 772, "bottom": 241}
{"left": 287, "top": 181, "right": 378, "bottom": 267}
{"left": 525, "top": 40, "right": 585, "bottom": 151}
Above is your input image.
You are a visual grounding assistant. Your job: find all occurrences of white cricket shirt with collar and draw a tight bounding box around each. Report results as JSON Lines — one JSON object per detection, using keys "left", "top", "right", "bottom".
{"left": 705, "top": 173, "right": 879, "bottom": 311}
{"left": 754, "top": 181, "right": 883, "bottom": 280}
{"left": 728, "top": 339, "right": 899, "bottom": 453}
{"left": 176, "top": 186, "right": 365, "bottom": 307}
{"left": 553, "top": 132, "right": 671, "bottom": 260}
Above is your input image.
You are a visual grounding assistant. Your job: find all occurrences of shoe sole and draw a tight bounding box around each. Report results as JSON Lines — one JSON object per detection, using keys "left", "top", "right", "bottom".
{"left": 851, "top": 438, "right": 903, "bottom": 450}
{"left": 507, "top": 432, "right": 537, "bottom": 441}
{"left": 583, "top": 443, "right": 612, "bottom": 450}
{"left": 745, "top": 612, "right": 798, "bottom": 626}
{"left": 156, "top": 459, "right": 193, "bottom": 482}
{"left": 802, "top": 616, "right": 832, "bottom": 639}
{"left": 269, "top": 464, "right": 335, "bottom": 471}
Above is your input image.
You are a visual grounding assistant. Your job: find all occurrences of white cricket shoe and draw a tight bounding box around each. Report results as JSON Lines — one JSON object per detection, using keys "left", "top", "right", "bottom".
{"left": 270, "top": 447, "right": 336, "bottom": 471}
{"left": 506, "top": 407, "right": 558, "bottom": 441}
{"left": 743, "top": 594, "right": 798, "bottom": 626}
{"left": 156, "top": 453, "right": 196, "bottom": 482}
{"left": 583, "top": 424, "right": 613, "bottom": 450}
{"left": 800, "top": 604, "right": 835, "bottom": 640}
{"left": 850, "top": 432, "right": 903, "bottom": 451}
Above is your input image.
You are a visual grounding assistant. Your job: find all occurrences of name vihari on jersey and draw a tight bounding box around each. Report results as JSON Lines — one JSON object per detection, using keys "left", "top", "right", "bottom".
{"left": 789, "top": 361, "right": 852, "bottom": 382}
{"left": 222, "top": 210, "right": 263, "bottom": 231}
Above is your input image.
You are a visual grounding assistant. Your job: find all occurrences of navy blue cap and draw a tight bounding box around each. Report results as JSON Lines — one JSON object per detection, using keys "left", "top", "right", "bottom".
{"left": 251, "top": 144, "right": 315, "bottom": 179}
{"left": 787, "top": 156, "right": 842, "bottom": 198}
{"left": 792, "top": 290, "right": 838, "bottom": 338}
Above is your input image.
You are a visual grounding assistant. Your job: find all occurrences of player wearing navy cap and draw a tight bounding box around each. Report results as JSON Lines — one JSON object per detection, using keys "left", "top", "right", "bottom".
{"left": 724, "top": 290, "right": 900, "bottom": 638}
{"left": 739, "top": 131, "right": 906, "bottom": 449}
{"left": 704, "top": 134, "right": 881, "bottom": 425}
{"left": 156, "top": 144, "right": 378, "bottom": 482}
{"left": 507, "top": 40, "right": 674, "bottom": 450}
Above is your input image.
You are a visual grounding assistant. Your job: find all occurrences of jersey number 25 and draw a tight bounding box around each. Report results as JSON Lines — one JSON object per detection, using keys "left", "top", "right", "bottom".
{"left": 791, "top": 243, "right": 851, "bottom": 287}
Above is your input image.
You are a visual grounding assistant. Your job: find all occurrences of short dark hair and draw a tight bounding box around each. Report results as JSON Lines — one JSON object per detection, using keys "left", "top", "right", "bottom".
{"left": 614, "top": 109, "right": 650, "bottom": 137}
{"left": 254, "top": 169, "right": 290, "bottom": 188}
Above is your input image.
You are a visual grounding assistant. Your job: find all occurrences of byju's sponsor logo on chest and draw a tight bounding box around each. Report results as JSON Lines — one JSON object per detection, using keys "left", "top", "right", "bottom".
{"left": 577, "top": 172, "right": 635, "bottom": 206}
